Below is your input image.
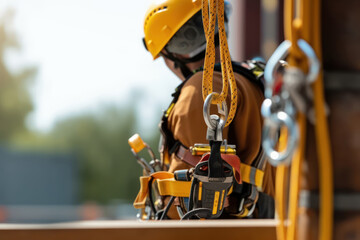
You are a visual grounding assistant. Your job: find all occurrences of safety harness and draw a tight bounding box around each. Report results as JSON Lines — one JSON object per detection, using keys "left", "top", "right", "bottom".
{"left": 131, "top": 0, "right": 274, "bottom": 221}
{"left": 132, "top": 1, "right": 334, "bottom": 238}
{"left": 130, "top": 60, "right": 273, "bottom": 220}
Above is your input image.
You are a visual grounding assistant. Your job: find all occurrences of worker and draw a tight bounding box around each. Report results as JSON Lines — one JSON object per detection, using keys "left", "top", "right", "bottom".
{"left": 142, "top": 0, "right": 276, "bottom": 219}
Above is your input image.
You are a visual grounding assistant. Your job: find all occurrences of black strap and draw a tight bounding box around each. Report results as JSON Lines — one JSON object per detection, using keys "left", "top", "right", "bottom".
{"left": 208, "top": 140, "right": 224, "bottom": 178}
{"left": 213, "top": 61, "right": 265, "bottom": 92}
{"left": 161, "top": 50, "right": 195, "bottom": 79}
{"left": 159, "top": 80, "right": 189, "bottom": 157}
{"left": 161, "top": 33, "right": 221, "bottom": 79}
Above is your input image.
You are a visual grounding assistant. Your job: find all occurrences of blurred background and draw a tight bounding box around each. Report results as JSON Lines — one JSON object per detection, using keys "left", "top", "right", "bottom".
{"left": 0, "top": 0, "right": 282, "bottom": 223}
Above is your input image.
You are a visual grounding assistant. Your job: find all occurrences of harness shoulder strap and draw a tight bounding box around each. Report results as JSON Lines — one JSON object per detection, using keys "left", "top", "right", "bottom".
{"left": 213, "top": 60, "right": 265, "bottom": 92}
{"left": 159, "top": 78, "right": 191, "bottom": 165}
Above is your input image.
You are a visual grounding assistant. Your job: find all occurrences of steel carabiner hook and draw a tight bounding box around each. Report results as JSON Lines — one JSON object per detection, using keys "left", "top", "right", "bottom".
{"left": 203, "top": 93, "right": 228, "bottom": 141}
{"left": 261, "top": 38, "right": 319, "bottom": 166}
{"left": 264, "top": 40, "right": 292, "bottom": 99}
{"left": 297, "top": 39, "right": 320, "bottom": 83}
{"left": 264, "top": 39, "right": 320, "bottom": 99}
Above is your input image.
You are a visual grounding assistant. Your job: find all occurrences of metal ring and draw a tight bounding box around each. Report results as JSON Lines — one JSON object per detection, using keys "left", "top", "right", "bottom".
{"left": 264, "top": 39, "right": 320, "bottom": 98}
{"left": 261, "top": 96, "right": 296, "bottom": 119}
{"left": 262, "top": 111, "right": 299, "bottom": 166}
{"left": 264, "top": 40, "right": 291, "bottom": 99}
{"left": 297, "top": 39, "right": 320, "bottom": 83}
{"left": 203, "top": 93, "right": 228, "bottom": 130}
{"left": 247, "top": 201, "right": 257, "bottom": 217}
{"left": 260, "top": 98, "right": 274, "bottom": 119}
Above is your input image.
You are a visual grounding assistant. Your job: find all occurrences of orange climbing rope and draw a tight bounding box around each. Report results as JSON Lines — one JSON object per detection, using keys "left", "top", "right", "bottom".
{"left": 274, "top": 0, "right": 334, "bottom": 239}
{"left": 312, "top": 0, "right": 334, "bottom": 239}
{"left": 282, "top": 1, "right": 306, "bottom": 240}
{"left": 201, "top": 0, "right": 237, "bottom": 127}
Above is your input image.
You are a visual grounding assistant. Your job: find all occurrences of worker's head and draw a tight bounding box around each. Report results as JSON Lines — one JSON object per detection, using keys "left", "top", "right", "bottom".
{"left": 143, "top": 0, "right": 230, "bottom": 80}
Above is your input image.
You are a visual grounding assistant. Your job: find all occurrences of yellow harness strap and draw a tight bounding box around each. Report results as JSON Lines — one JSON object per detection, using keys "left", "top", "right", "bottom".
{"left": 156, "top": 163, "right": 264, "bottom": 198}
{"left": 133, "top": 176, "right": 151, "bottom": 209}
{"left": 157, "top": 178, "right": 192, "bottom": 197}
{"left": 133, "top": 171, "right": 174, "bottom": 209}
{"left": 134, "top": 163, "right": 264, "bottom": 207}
{"left": 240, "top": 164, "right": 264, "bottom": 189}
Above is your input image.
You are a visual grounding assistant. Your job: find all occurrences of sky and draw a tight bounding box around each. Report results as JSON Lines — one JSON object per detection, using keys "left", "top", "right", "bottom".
{"left": 0, "top": 0, "right": 179, "bottom": 133}
{"left": 0, "top": 0, "right": 238, "bottom": 133}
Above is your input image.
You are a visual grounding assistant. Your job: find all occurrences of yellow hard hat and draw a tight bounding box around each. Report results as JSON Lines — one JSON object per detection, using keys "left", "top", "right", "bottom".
{"left": 143, "top": 0, "right": 202, "bottom": 59}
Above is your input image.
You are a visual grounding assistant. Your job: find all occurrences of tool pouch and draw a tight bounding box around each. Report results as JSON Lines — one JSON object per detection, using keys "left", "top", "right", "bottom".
{"left": 189, "top": 141, "right": 234, "bottom": 219}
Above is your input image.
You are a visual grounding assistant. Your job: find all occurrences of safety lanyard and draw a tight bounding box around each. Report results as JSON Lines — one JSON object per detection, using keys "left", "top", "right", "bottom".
{"left": 174, "top": 0, "right": 240, "bottom": 219}
{"left": 201, "top": 0, "right": 237, "bottom": 128}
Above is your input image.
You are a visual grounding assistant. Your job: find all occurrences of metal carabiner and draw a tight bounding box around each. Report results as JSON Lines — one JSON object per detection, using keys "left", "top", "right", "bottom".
{"left": 297, "top": 39, "right": 320, "bottom": 83}
{"left": 203, "top": 93, "right": 228, "bottom": 141}
{"left": 261, "top": 98, "right": 275, "bottom": 119}
{"left": 261, "top": 94, "right": 296, "bottom": 120}
{"left": 264, "top": 39, "right": 320, "bottom": 99}
{"left": 261, "top": 39, "right": 319, "bottom": 166}
{"left": 262, "top": 111, "right": 298, "bottom": 166}
{"left": 264, "top": 40, "right": 291, "bottom": 99}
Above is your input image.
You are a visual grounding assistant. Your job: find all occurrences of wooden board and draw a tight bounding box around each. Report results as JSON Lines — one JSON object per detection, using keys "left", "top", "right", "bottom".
{"left": 0, "top": 219, "right": 277, "bottom": 240}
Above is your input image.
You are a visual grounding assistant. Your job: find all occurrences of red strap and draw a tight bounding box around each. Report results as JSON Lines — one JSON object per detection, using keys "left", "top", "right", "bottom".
{"left": 199, "top": 153, "right": 242, "bottom": 184}
{"left": 176, "top": 146, "right": 241, "bottom": 183}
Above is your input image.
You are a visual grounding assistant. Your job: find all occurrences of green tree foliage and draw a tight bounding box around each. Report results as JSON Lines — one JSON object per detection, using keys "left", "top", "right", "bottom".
{"left": 13, "top": 101, "right": 161, "bottom": 204}
{"left": 0, "top": 10, "right": 36, "bottom": 142}
{"left": 0, "top": 10, "right": 161, "bottom": 205}
{"left": 47, "top": 105, "right": 160, "bottom": 204}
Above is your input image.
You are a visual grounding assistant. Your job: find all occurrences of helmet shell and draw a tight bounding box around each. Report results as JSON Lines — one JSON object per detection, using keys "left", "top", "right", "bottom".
{"left": 143, "top": 0, "right": 202, "bottom": 59}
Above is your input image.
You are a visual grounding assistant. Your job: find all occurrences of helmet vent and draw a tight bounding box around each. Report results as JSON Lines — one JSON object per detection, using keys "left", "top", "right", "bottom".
{"left": 144, "top": 6, "right": 168, "bottom": 28}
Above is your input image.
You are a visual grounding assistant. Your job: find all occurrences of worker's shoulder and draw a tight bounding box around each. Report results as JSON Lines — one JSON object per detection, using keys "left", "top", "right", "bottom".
{"left": 183, "top": 71, "right": 204, "bottom": 89}
{"left": 183, "top": 71, "right": 226, "bottom": 88}
{"left": 177, "top": 72, "right": 203, "bottom": 103}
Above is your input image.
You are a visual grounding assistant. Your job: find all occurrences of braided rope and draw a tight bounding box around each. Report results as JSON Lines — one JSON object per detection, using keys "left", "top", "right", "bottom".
{"left": 201, "top": 0, "right": 237, "bottom": 127}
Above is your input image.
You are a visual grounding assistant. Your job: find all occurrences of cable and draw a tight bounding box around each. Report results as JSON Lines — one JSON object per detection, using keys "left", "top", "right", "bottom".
{"left": 147, "top": 177, "right": 157, "bottom": 216}
{"left": 181, "top": 208, "right": 212, "bottom": 220}
{"left": 160, "top": 196, "right": 176, "bottom": 220}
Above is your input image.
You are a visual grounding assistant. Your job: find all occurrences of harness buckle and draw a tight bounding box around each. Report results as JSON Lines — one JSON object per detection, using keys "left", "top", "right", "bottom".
{"left": 237, "top": 184, "right": 259, "bottom": 217}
